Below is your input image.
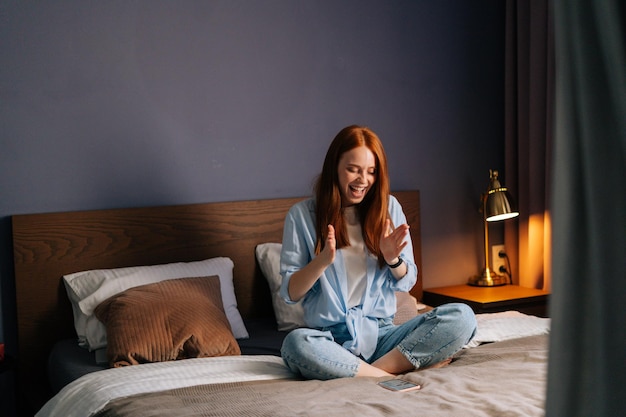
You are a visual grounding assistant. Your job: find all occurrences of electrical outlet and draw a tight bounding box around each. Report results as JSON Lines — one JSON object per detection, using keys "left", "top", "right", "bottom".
{"left": 492, "top": 244, "right": 506, "bottom": 274}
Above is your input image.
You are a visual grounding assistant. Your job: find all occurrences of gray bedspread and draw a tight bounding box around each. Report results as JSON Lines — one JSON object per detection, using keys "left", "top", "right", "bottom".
{"left": 95, "top": 334, "right": 547, "bottom": 417}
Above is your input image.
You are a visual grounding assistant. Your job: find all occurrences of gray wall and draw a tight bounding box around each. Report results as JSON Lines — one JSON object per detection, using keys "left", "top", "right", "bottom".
{"left": 0, "top": 1, "right": 505, "bottom": 345}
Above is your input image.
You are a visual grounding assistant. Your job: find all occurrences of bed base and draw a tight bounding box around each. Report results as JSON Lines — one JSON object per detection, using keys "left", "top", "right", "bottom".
{"left": 12, "top": 191, "right": 421, "bottom": 412}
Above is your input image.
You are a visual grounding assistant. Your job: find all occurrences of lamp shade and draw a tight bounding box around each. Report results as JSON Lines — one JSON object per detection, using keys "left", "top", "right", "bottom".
{"left": 485, "top": 172, "right": 519, "bottom": 221}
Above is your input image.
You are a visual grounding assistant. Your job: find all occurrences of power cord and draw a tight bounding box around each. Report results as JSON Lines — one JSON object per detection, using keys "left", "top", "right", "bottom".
{"left": 498, "top": 250, "right": 513, "bottom": 284}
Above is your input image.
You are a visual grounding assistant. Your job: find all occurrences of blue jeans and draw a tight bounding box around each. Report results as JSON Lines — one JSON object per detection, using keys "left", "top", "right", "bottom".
{"left": 280, "top": 303, "right": 476, "bottom": 380}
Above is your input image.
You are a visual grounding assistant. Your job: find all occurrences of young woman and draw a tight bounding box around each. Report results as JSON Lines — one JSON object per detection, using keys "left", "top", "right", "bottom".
{"left": 280, "top": 125, "right": 476, "bottom": 380}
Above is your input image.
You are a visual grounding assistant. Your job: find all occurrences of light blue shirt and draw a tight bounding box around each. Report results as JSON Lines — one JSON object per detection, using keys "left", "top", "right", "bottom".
{"left": 280, "top": 196, "right": 418, "bottom": 360}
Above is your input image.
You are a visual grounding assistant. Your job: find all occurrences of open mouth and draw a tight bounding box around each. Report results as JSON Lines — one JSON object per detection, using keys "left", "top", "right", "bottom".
{"left": 349, "top": 185, "right": 367, "bottom": 197}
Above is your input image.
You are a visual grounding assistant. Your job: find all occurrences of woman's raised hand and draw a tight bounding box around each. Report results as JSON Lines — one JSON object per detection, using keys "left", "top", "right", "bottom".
{"left": 379, "top": 219, "right": 409, "bottom": 264}
{"left": 320, "top": 224, "right": 336, "bottom": 266}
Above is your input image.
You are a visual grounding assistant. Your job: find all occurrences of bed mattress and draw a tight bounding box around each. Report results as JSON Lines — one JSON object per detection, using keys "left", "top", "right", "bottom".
{"left": 41, "top": 334, "right": 548, "bottom": 417}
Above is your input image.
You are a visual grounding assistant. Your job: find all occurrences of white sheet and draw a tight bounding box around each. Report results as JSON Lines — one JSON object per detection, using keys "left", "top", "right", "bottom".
{"left": 36, "top": 355, "right": 295, "bottom": 417}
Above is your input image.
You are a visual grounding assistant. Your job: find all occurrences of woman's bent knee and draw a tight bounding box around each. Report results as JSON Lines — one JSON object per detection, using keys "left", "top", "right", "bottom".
{"left": 281, "top": 328, "right": 315, "bottom": 359}
{"left": 441, "top": 302, "right": 477, "bottom": 344}
{"left": 280, "top": 328, "right": 359, "bottom": 380}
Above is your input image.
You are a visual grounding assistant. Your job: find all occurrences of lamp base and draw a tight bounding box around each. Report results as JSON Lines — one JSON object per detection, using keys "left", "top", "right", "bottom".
{"left": 468, "top": 269, "right": 508, "bottom": 287}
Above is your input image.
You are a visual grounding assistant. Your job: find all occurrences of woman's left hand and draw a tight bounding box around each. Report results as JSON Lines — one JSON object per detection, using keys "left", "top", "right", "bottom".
{"left": 379, "top": 219, "right": 409, "bottom": 264}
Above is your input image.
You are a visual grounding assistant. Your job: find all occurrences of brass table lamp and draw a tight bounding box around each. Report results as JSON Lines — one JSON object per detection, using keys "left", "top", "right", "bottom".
{"left": 468, "top": 169, "right": 519, "bottom": 286}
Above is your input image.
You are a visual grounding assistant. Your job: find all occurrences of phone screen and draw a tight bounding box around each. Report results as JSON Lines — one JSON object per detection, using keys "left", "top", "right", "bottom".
{"left": 377, "top": 379, "right": 421, "bottom": 392}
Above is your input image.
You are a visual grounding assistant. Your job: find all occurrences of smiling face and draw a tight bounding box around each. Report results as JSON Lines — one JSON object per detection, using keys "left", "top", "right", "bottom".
{"left": 337, "top": 145, "right": 377, "bottom": 207}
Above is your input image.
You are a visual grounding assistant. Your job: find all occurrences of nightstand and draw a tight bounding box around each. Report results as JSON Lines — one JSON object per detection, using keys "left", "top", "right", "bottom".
{"left": 422, "top": 285, "right": 550, "bottom": 317}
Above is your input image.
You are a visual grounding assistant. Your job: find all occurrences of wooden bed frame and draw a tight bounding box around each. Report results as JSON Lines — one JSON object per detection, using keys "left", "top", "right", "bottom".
{"left": 12, "top": 191, "right": 421, "bottom": 413}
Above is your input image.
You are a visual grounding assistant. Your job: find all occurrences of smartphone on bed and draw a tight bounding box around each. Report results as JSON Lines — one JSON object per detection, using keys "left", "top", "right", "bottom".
{"left": 377, "top": 379, "right": 421, "bottom": 392}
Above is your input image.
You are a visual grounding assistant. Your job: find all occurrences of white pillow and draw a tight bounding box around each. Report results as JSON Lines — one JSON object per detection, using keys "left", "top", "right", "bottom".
{"left": 464, "top": 311, "right": 551, "bottom": 348}
{"left": 63, "top": 257, "right": 249, "bottom": 350}
{"left": 255, "top": 243, "right": 305, "bottom": 331}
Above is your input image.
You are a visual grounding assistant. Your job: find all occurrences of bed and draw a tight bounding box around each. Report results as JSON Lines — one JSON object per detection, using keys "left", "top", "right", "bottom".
{"left": 12, "top": 190, "right": 550, "bottom": 417}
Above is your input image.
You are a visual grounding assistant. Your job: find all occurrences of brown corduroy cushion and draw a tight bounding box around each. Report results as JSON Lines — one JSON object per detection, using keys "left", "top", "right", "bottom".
{"left": 95, "top": 276, "right": 240, "bottom": 367}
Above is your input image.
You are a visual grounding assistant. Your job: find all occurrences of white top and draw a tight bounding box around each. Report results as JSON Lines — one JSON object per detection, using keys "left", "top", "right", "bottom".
{"left": 342, "top": 207, "right": 367, "bottom": 308}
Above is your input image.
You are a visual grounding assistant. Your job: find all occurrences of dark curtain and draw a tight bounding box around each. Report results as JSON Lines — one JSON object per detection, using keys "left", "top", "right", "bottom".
{"left": 547, "top": 1, "right": 626, "bottom": 416}
{"left": 504, "top": 0, "right": 554, "bottom": 291}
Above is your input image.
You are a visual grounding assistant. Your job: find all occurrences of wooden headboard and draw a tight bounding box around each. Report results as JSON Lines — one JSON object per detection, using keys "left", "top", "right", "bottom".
{"left": 12, "top": 191, "right": 421, "bottom": 411}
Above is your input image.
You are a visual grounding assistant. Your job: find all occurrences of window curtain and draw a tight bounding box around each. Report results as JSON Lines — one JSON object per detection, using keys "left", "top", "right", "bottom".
{"left": 547, "top": 1, "right": 626, "bottom": 416}
{"left": 504, "top": 0, "right": 554, "bottom": 291}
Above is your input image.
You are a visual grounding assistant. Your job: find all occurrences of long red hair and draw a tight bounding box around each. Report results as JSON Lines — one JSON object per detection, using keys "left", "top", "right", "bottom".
{"left": 314, "top": 125, "right": 391, "bottom": 266}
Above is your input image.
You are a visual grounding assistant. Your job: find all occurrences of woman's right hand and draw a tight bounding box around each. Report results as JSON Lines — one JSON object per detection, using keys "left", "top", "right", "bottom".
{"left": 320, "top": 224, "right": 336, "bottom": 266}
{"left": 287, "top": 224, "right": 336, "bottom": 302}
